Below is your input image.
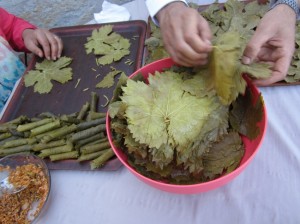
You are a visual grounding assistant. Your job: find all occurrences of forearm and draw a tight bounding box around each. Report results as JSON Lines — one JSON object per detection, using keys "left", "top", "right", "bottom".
{"left": 145, "top": 0, "right": 188, "bottom": 25}
{"left": 0, "top": 8, "right": 36, "bottom": 52}
{"left": 270, "top": 0, "right": 300, "bottom": 19}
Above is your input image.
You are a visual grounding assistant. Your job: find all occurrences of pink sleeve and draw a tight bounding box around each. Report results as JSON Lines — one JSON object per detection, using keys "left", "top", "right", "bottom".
{"left": 0, "top": 7, "right": 36, "bottom": 52}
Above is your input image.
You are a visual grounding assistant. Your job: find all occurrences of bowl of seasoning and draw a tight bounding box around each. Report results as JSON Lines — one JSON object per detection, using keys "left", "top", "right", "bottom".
{"left": 0, "top": 154, "right": 51, "bottom": 223}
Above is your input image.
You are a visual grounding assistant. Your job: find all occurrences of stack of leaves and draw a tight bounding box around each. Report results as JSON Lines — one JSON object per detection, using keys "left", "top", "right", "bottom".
{"left": 24, "top": 56, "right": 73, "bottom": 94}
{"left": 85, "top": 25, "right": 131, "bottom": 65}
{"left": 0, "top": 92, "right": 115, "bottom": 170}
{"left": 108, "top": 67, "right": 264, "bottom": 184}
{"left": 144, "top": 21, "right": 169, "bottom": 64}
{"left": 145, "top": 0, "right": 300, "bottom": 84}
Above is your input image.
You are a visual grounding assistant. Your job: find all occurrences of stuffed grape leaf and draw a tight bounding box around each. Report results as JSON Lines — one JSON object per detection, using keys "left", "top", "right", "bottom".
{"left": 24, "top": 56, "right": 73, "bottom": 94}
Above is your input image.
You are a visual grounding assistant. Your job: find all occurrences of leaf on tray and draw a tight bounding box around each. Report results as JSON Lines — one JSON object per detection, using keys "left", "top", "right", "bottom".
{"left": 85, "top": 25, "right": 131, "bottom": 65}
{"left": 24, "top": 56, "right": 73, "bottom": 94}
{"left": 96, "top": 69, "right": 125, "bottom": 88}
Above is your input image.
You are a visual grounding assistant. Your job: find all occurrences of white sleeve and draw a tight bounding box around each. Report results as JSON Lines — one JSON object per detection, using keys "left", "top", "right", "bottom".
{"left": 145, "top": 0, "right": 188, "bottom": 25}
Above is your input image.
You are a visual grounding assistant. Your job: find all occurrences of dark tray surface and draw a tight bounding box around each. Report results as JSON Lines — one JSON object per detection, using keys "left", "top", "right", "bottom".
{"left": 1, "top": 20, "right": 147, "bottom": 171}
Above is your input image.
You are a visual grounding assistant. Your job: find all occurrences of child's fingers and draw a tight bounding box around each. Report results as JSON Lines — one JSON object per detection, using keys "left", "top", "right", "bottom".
{"left": 36, "top": 30, "right": 63, "bottom": 60}
{"left": 45, "top": 32, "right": 62, "bottom": 60}
{"left": 54, "top": 35, "right": 63, "bottom": 58}
{"left": 35, "top": 30, "right": 51, "bottom": 60}
{"left": 25, "top": 39, "right": 44, "bottom": 58}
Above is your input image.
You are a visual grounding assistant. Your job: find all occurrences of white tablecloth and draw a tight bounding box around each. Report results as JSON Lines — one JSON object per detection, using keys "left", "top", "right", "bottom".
{"left": 38, "top": 85, "right": 300, "bottom": 224}
{"left": 32, "top": 1, "right": 300, "bottom": 223}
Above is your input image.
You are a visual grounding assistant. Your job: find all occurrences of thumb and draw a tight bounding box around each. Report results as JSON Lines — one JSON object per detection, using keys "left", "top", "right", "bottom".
{"left": 242, "top": 32, "right": 269, "bottom": 65}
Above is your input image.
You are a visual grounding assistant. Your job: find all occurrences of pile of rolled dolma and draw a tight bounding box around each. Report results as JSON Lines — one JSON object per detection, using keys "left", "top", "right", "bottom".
{"left": 0, "top": 92, "right": 115, "bottom": 169}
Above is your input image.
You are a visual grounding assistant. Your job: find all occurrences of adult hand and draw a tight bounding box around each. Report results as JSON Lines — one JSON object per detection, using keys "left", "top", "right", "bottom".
{"left": 156, "top": 2, "right": 212, "bottom": 67}
{"left": 242, "top": 5, "right": 296, "bottom": 86}
{"left": 22, "top": 28, "right": 63, "bottom": 60}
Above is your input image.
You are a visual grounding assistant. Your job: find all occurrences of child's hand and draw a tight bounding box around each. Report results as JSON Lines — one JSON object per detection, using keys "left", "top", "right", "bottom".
{"left": 22, "top": 28, "right": 63, "bottom": 60}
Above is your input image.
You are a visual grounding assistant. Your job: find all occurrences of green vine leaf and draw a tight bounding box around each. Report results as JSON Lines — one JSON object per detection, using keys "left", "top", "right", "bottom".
{"left": 96, "top": 70, "right": 125, "bottom": 88}
{"left": 121, "top": 71, "right": 219, "bottom": 149}
{"left": 24, "top": 56, "right": 73, "bottom": 94}
{"left": 85, "top": 25, "right": 131, "bottom": 65}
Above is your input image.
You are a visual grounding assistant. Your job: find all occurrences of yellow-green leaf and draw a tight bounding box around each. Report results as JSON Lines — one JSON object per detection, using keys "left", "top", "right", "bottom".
{"left": 24, "top": 57, "right": 73, "bottom": 94}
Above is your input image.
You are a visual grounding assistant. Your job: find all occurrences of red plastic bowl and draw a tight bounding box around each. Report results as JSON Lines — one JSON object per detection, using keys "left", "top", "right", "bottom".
{"left": 106, "top": 58, "right": 267, "bottom": 194}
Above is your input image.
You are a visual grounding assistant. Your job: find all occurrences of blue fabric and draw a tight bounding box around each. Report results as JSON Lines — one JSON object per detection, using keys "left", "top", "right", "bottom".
{"left": 0, "top": 39, "right": 25, "bottom": 112}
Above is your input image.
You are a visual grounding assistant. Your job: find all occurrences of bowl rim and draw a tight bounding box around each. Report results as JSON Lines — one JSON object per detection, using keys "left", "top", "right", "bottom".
{"left": 0, "top": 153, "right": 51, "bottom": 221}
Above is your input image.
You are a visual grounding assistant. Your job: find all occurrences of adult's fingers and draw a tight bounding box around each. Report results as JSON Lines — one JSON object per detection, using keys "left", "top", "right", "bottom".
{"left": 253, "top": 56, "right": 290, "bottom": 86}
{"left": 165, "top": 39, "right": 209, "bottom": 67}
{"left": 182, "top": 15, "right": 212, "bottom": 55}
{"left": 242, "top": 28, "right": 270, "bottom": 65}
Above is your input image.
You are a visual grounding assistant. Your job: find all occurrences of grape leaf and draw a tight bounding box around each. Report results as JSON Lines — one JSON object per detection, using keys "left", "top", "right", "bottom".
{"left": 209, "top": 31, "right": 246, "bottom": 105}
{"left": 85, "top": 25, "right": 131, "bottom": 65}
{"left": 202, "top": 132, "right": 244, "bottom": 180}
{"left": 96, "top": 70, "right": 124, "bottom": 88}
{"left": 97, "top": 49, "right": 130, "bottom": 65}
{"left": 110, "top": 72, "right": 130, "bottom": 103}
{"left": 24, "top": 56, "right": 73, "bottom": 94}
{"left": 121, "top": 71, "right": 219, "bottom": 150}
{"left": 229, "top": 87, "right": 264, "bottom": 140}
{"left": 85, "top": 25, "right": 120, "bottom": 54}
{"left": 181, "top": 70, "right": 213, "bottom": 98}
{"left": 240, "top": 63, "right": 272, "bottom": 79}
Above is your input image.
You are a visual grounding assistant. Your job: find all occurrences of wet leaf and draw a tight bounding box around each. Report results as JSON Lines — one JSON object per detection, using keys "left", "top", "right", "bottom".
{"left": 202, "top": 132, "right": 244, "bottom": 179}
{"left": 209, "top": 31, "right": 246, "bottom": 105}
{"left": 229, "top": 87, "right": 264, "bottom": 140}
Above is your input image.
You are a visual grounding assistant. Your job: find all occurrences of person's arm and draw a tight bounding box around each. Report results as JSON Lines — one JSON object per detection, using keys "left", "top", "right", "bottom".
{"left": 145, "top": 1, "right": 212, "bottom": 67}
{"left": 145, "top": 0, "right": 188, "bottom": 25}
{"left": 0, "top": 7, "right": 36, "bottom": 52}
{"left": 270, "top": 0, "right": 300, "bottom": 19}
{"left": 0, "top": 7, "right": 62, "bottom": 60}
